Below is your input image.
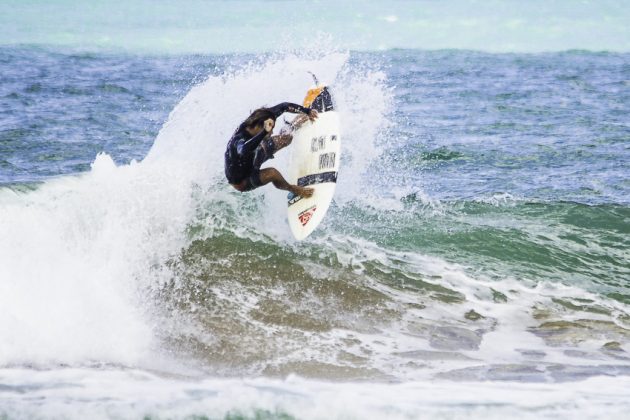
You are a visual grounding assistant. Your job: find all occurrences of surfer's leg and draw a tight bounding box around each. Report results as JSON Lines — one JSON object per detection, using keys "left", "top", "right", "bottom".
{"left": 270, "top": 134, "right": 292, "bottom": 152}
{"left": 251, "top": 136, "right": 279, "bottom": 171}
{"left": 249, "top": 141, "right": 312, "bottom": 197}
{"left": 258, "top": 168, "right": 313, "bottom": 198}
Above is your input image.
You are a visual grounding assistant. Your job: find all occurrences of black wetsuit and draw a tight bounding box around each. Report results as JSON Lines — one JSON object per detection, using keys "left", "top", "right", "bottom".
{"left": 224, "top": 102, "right": 311, "bottom": 190}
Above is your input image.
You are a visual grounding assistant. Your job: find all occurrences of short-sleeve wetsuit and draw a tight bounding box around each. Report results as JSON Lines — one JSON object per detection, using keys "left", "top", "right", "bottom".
{"left": 224, "top": 102, "right": 311, "bottom": 191}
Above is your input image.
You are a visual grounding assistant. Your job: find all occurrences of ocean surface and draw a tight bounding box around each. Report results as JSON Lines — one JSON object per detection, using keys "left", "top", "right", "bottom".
{"left": 1, "top": 1, "right": 630, "bottom": 419}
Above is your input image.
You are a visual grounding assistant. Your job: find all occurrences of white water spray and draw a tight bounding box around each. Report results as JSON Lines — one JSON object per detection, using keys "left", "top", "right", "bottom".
{"left": 0, "top": 51, "right": 393, "bottom": 367}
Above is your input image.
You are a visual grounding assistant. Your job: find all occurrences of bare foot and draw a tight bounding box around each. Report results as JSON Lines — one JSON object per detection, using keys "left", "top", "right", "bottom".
{"left": 291, "top": 185, "right": 314, "bottom": 198}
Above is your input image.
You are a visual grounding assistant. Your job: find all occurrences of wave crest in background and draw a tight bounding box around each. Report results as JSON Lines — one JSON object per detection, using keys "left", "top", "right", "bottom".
{"left": 1, "top": 0, "right": 629, "bottom": 53}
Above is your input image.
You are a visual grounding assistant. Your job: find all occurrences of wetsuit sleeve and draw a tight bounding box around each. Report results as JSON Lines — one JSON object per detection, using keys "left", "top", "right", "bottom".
{"left": 235, "top": 129, "right": 267, "bottom": 156}
{"left": 267, "top": 102, "right": 311, "bottom": 118}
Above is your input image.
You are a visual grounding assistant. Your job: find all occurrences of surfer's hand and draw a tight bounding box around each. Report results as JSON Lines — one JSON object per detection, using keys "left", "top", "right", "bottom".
{"left": 290, "top": 114, "right": 308, "bottom": 130}
{"left": 264, "top": 118, "right": 275, "bottom": 133}
{"left": 308, "top": 109, "right": 318, "bottom": 121}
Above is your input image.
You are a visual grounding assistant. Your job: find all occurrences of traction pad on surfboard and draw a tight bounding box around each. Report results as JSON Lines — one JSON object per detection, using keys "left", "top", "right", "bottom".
{"left": 287, "top": 172, "right": 338, "bottom": 206}
{"left": 303, "top": 87, "right": 334, "bottom": 112}
{"left": 297, "top": 171, "right": 337, "bottom": 187}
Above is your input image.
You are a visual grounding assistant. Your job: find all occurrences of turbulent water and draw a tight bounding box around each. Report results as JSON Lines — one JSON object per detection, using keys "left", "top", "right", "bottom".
{"left": 1, "top": 5, "right": 630, "bottom": 418}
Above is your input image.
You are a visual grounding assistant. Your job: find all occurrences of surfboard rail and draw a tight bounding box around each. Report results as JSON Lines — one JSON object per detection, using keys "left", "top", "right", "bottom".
{"left": 286, "top": 83, "right": 340, "bottom": 240}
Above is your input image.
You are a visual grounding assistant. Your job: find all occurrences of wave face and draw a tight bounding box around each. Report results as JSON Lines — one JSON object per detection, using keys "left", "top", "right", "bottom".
{"left": 0, "top": 47, "right": 629, "bottom": 417}
{"left": 1, "top": 0, "right": 629, "bottom": 53}
{"left": 0, "top": 50, "right": 394, "bottom": 370}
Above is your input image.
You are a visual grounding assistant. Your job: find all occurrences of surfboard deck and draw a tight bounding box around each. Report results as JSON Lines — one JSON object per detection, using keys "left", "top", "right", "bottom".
{"left": 286, "top": 86, "right": 340, "bottom": 240}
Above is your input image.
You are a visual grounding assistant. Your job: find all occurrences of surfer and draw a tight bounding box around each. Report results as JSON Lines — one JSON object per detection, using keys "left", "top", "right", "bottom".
{"left": 225, "top": 102, "right": 318, "bottom": 197}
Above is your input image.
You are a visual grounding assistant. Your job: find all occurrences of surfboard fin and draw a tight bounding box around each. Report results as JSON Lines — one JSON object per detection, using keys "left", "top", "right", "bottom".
{"left": 308, "top": 72, "right": 319, "bottom": 86}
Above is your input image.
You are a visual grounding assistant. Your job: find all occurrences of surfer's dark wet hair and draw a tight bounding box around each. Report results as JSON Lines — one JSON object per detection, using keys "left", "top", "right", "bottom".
{"left": 243, "top": 108, "right": 276, "bottom": 129}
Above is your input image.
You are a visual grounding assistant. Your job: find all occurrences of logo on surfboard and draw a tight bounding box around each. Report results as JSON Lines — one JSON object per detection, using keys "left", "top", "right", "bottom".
{"left": 298, "top": 205, "right": 317, "bottom": 226}
{"left": 288, "top": 193, "right": 302, "bottom": 206}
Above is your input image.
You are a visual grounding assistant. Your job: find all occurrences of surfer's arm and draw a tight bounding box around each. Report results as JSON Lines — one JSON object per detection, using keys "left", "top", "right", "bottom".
{"left": 268, "top": 102, "right": 311, "bottom": 118}
{"left": 235, "top": 130, "right": 267, "bottom": 156}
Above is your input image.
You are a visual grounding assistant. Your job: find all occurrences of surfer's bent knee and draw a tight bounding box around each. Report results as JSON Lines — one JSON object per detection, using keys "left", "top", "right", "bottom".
{"left": 272, "top": 134, "right": 292, "bottom": 149}
{"left": 230, "top": 170, "right": 264, "bottom": 192}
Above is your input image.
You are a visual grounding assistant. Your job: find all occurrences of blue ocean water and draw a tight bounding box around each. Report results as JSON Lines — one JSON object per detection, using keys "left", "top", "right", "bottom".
{"left": 1, "top": 1, "right": 630, "bottom": 419}
{"left": 1, "top": 0, "right": 630, "bottom": 53}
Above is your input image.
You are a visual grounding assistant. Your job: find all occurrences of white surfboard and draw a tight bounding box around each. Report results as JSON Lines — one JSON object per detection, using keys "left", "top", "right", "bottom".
{"left": 287, "top": 84, "right": 341, "bottom": 240}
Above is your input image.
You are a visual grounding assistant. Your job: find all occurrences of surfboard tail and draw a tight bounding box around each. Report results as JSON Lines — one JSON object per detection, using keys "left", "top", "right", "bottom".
{"left": 303, "top": 86, "right": 334, "bottom": 112}
{"left": 307, "top": 71, "right": 319, "bottom": 86}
